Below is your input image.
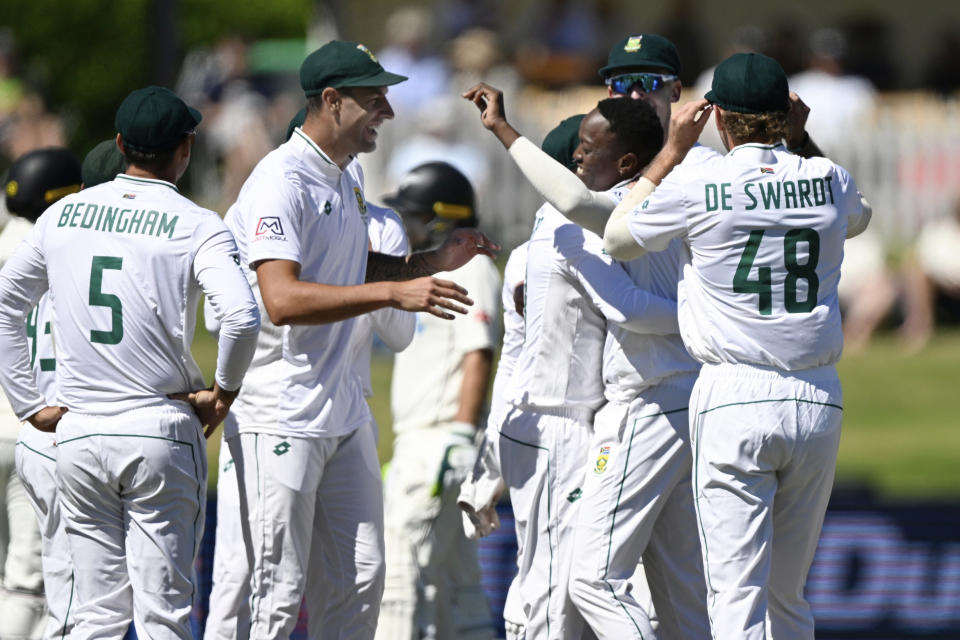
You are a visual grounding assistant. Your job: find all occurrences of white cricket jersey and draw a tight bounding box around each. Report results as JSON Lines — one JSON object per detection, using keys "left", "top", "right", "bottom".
{"left": 602, "top": 182, "right": 699, "bottom": 403}
{"left": 628, "top": 142, "right": 869, "bottom": 370}
{"left": 487, "top": 242, "right": 528, "bottom": 422}
{"left": 511, "top": 201, "right": 680, "bottom": 410}
{"left": 225, "top": 129, "right": 372, "bottom": 438}
{"left": 348, "top": 204, "right": 414, "bottom": 397}
{"left": 390, "top": 255, "right": 501, "bottom": 434}
{"left": 0, "top": 174, "right": 259, "bottom": 418}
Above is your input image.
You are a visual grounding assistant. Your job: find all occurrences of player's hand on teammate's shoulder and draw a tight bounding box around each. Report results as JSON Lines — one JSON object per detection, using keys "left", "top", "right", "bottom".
{"left": 169, "top": 384, "right": 240, "bottom": 438}
{"left": 389, "top": 277, "right": 473, "bottom": 320}
{"left": 27, "top": 405, "right": 67, "bottom": 433}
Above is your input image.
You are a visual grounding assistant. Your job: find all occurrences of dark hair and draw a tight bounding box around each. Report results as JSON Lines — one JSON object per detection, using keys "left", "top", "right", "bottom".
{"left": 596, "top": 97, "right": 663, "bottom": 169}
{"left": 305, "top": 94, "right": 325, "bottom": 117}
{"left": 122, "top": 138, "right": 185, "bottom": 174}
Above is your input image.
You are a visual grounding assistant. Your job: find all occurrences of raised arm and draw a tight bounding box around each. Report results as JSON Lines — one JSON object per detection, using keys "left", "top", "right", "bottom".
{"left": 463, "top": 82, "right": 614, "bottom": 235}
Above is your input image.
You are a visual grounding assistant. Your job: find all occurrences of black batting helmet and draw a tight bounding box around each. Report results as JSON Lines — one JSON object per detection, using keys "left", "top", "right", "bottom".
{"left": 383, "top": 161, "right": 476, "bottom": 231}
{"left": 5, "top": 148, "right": 82, "bottom": 222}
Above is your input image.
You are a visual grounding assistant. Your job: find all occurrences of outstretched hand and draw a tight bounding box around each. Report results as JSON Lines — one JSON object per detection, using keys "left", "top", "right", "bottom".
{"left": 462, "top": 83, "right": 521, "bottom": 148}
{"left": 391, "top": 277, "right": 473, "bottom": 320}
{"left": 27, "top": 406, "right": 67, "bottom": 433}
{"left": 169, "top": 384, "right": 239, "bottom": 438}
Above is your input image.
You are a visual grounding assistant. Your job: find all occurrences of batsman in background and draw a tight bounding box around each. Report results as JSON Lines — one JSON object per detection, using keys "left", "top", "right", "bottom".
{"left": 603, "top": 53, "right": 871, "bottom": 639}
{"left": 378, "top": 162, "right": 500, "bottom": 640}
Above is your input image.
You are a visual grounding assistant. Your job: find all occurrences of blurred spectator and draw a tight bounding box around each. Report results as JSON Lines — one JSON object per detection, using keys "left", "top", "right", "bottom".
{"left": 841, "top": 16, "right": 898, "bottom": 92}
{"left": 1, "top": 94, "right": 67, "bottom": 166}
{"left": 788, "top": 27, "right": 877, "bottom": 156}
{"left": 658, "top": 0, "right": 709, "bottom": 86}
{"left": 899, "top": 199, "right": 960, "bottom": 350}
{"left": 765, "top": 18, "right": 806, "bottom": 77}
{"left": 839, "top": 229, "right": 899, "bottom": 354}
{"left": 378, "top": 7, "right": 451, "bottom": 116}
{"left": 385, "top": 94, "right": 490, "bottom": 195}
{"left": 511, "top": 0, "right": 605, "bottom": 86}
{"left": 923, "top": 27, "right": 960, "bottom": 96}
{"left": 176, "top": 35, "right": 275, "bottom": 210}
{"left": 435, "top": 0, "right": 502, "bottom": 40}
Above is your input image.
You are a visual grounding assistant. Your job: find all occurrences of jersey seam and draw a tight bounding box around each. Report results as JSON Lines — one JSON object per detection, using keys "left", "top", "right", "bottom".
{"left": 115, "top": 174, "right": 179, "bottom": 192}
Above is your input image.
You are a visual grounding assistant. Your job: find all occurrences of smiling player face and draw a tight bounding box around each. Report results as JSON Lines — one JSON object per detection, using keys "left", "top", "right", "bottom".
{"left": 339, "top": 86, "right": 395, "bottom": 154}
{"left": 573, "top": 110, "right": 625, "bottom": 192}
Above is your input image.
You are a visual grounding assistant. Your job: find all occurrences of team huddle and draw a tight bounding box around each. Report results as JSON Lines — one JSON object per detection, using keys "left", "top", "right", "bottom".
{"left": 0, "top": 30, "right": 869, "bottom": 640}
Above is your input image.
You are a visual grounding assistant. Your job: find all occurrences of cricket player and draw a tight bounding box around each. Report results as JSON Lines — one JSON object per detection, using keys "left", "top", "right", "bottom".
{"left": 202, "top": 107, "right": 415, "bottom": 640}
{"left": 378, "top": 162, "right": 499, "bottom": 640}
{"left": 0, "top": 86, "right": 261, "bottom": 639}
{"left": 602, "top": 53, "right": 871, "bottom": 639}
{"left": 0, "top": 148, "right": 82, "bottom": 640}
{"left": 466, "top": 86, "right": 685, "bottom": 639}
{"left": 223, "top": 41, "right": 496, "bottom": 640}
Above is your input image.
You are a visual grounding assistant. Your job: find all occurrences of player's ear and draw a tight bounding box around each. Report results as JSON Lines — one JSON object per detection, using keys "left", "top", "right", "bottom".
{"left": 619, "top": 152, "right": 639, "bottom": 178}
{"left": 670, "top": 80, "right": 682, "bottom": 103}
{"left": 321, "top": 87, "right": 342, "bottom": 112}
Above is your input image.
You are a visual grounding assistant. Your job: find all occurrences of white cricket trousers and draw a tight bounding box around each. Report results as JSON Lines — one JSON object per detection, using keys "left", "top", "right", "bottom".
{"left": 690, "top": 363, "right": 843, "bottom": 640}
{"left": 569, "top": 372, "right": 710, "bottom": 640}
{"left": 377, "top": 426, "right": 492, "bottom": 640}
{"left": 16, "top": 424, "right": 76, "bottom": 639}
{"left": 204, "top": 431, "right": 250, "bottom": 640}
{"left": 240, "top": 425, "right": 385, "bottom": 640}
{"left": 56, "top": 404, "right": 207, "bottom": 640}
{"left": 498, "top": 405, "right": 594, "bottom": 640}
{"left": 0, "top": 435, "right": 45, "bottom": 639}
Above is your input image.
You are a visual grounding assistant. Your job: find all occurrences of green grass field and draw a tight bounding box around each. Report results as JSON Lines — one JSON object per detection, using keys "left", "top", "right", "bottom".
{"left": 193, "top": 324, "right": 960, "bottom": 500}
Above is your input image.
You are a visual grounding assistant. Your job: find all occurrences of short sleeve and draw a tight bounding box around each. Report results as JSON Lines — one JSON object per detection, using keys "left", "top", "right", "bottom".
{"left": 627, "top": 172, "right": 690, "bottom": 253}
{"left": 376, "top": 209, "right": 410, "bottom": 257}
{"left": 833, "top": 166, "right": 869, "bottom": 238}
{"left": 244, "top": 177, "right": 304, "bottom": 267}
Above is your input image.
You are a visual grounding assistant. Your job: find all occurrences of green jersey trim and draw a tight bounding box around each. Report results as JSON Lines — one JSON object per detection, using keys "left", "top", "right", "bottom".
{"left": 15, "top": 440, "right": 56, "bottom": 462}
{"left": 115, "top": 174, "right": 179, "bottom": 192}
{"left": 602, "top": 406, "right": 687, "bottom": 637}
{"left": 727, "top": 142, "right": 785, "bottom": 157}
{"left": 293, "top": 129, "right": 337, "bottom": 167}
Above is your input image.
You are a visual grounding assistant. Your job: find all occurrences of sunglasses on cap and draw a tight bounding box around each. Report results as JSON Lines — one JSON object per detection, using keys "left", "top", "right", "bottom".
{"left": 605, "top": 73, "right": 677, "bottom": 96}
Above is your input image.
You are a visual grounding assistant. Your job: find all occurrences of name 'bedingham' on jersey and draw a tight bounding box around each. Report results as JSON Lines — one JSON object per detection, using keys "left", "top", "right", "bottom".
{"left": 629, "top": 143, "right": 870, "bottom": 371}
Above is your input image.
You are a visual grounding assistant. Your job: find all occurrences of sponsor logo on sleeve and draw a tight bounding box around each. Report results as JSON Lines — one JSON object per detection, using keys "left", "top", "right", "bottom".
{"left": 256, "top": 216, "right": 284, "bottom": 238}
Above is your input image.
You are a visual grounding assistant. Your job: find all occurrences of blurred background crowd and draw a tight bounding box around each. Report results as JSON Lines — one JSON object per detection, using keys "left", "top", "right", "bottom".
{"left": 2, "top": 0, "right": 960, "bottom": 351}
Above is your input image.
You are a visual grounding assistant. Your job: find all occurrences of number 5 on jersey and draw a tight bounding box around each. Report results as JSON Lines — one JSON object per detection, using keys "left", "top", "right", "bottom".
{"left": 89, "top": 255, "right": 123, "bottom": 344}
{"left": 733, "top": 229, "right": 820, "bottom": 315}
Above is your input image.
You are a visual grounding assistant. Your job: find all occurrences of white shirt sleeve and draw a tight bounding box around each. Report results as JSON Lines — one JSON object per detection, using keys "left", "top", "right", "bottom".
{"left": 368, "top": 209, "right": 416, "bottom": 352}
{"left": 626, "top": 173, "right": 691, "bottom": 255}
{"left": 508, "top": 136, "right": 616, "bottom": 236}
{"left": 0, "top": 221, "right": 50, "bottom": 419}
{"left": 245, "top": 177, "right": 304, "bottom": 267}
{"left": 558, "top": 223, "right": 679, "bottom": 335}
{"left": 453, "top": 258, "right": 501, "bottom": 355}
{"left": 193, "top": 226, "right": 261, "bottom": 392}
{"left": 835, "top": 167, "right": 871, "bottom": 238}
{"left": 604, "top": 177, "right": 658, "bottom": 260}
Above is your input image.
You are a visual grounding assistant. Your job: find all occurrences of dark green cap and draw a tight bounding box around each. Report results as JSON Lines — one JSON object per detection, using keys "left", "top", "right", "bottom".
{"left": 115, "top": 86, "right": 201, "bottom": 152}
{"left": 705, "top": 53, "right": 789, "bottom": 114}
{"left": 599, "top": 34, "right": 681, "bottom": 78}
{"left": 300, "top": 40, "right": 407, "bottom": 97}
{"left": 541, "top": 114, "right": 585, "bottom": 170}
{"left": 82, "top": 139, "right": 127, "bottom": 187}
{"left": 286, "top": 106, "right": 306, "bottom": 141}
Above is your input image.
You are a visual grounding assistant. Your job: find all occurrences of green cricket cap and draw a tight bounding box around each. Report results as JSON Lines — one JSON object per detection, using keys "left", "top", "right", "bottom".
{"left": 705, "top": 52, "right": 789, "bottom": 114}
{"left": 599, "top": 34, "right": 681, "bottom": 78}
{"left": 114, "top": 86, "right": 201, "bottom": 152}
{"left": 541, "top": 114, "right": 585, "bottom": 170}
{"left": 82, "top": 139, "right": 127, "bottom": 187}
{"left": 300, "top": 40, "right": 407, "bottom": 96}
